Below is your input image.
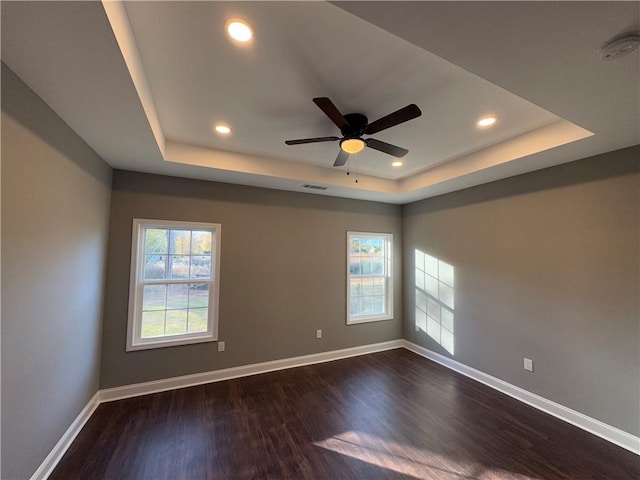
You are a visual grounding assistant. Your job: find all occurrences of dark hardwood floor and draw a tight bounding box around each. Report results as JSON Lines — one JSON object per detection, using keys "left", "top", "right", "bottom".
{"left": 51, "top": 349, "right": 638, "bottom": 479}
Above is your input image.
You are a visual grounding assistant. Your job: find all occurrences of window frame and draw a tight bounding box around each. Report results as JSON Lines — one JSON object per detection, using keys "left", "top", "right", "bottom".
{"left": 126, "top": 218, "right": 221, "bottom": 351}
{"left": 346, "top": 231, "right": 394, "bottom": 325}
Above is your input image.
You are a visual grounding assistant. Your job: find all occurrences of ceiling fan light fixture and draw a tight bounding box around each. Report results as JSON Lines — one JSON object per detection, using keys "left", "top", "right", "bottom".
{"left": 226, "top": 19, "right": 253, "bottom": 43}
{"left": 340, "top": 138, "right": 365, "bottom": 154}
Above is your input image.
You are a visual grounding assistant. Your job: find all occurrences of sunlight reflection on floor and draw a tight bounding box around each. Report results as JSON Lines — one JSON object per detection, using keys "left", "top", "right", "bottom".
{"left": 314, "top": 430, "right": 540, "bottom": 480}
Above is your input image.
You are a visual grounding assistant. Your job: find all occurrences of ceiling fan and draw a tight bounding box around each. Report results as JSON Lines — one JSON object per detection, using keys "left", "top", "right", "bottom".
{"left": 285, "top": 97, "right": 422, "bottom": 166}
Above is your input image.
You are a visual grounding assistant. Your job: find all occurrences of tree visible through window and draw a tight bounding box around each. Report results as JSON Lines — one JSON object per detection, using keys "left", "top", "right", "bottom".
{"left": 127, "top": 219, "right": 221, "bottom": 351}
{"left": 347, "top": 232, "right": 393, "bottom": 324}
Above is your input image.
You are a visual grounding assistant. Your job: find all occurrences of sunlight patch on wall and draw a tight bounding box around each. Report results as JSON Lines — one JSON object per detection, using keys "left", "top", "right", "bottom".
{"left": 415, "top": 249, "right": 454, "bottom": 354}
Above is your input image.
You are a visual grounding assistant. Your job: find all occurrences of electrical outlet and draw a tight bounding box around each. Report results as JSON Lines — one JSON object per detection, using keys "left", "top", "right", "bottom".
{"left": 316, "top": 329, "right": 322, "bottom": 339}
{"left": 218, "top": 341, "right": 225, "bottom": 352}
{"left": 524, "top": 358, "right": 533, "bottom": 372}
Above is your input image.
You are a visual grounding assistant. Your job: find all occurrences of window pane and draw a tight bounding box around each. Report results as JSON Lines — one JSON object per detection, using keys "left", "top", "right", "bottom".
{"left": 349, "top": 260, "right": 362, "bottom": 275}
{"left": 170, "top": 230, "right": 191, "bottom": 255}
{"left": 189, "top": 284, "right": 209, "bottom": 308}
{"left": 350, "top": 278, "right": 362, "bottom": 297}
{"left": 145, "top": 229, "right": 168, "bottom": 254}
{"left": 167, "top": 284, "right": 189, "bottom": 309}
{"left": 373, "top": 278, "right": 385, "bottom": 296}
{"left": 361, "top": 296, "right": 373, "bottom": 314}
{"left": 361, "top": 277, "right": 376, "bottom": 295}
{"left": 188, "top": 308, "right": 208, "bottom": 333}
{"left": 141, "top": 311, "right": 165, "bottom": 338}
{"left": 360, "top": 256, "right": 373, "bottom": 274}
{"left": 360, "top": 238, "right": 373, "bottom": 253}
{"left": 190, "top": 256, "right": 211, "bottom": 279}
{"left": 350, "top": 297, "right": 360, "bottom": 316}
{"left": 142, "top": 285, "right": 166, "bottom": 311}
{"left": 166, "top": 309, "right": 188, "bottom": 335}
{"left": 169, "top": 255, "right": 190, "bottom": 279}
{"left": 371, "top": 259, "right": 384, "bottom": 275}
{"left": 144, "top": 255, "right": 166, "bottom": 280}
{"left": 191, "top": 231, "right": 212, "bottom": 255}
{"left": 350, "top": 238, "right": 361, "bottom": 255}
{"left": 371, "top": 296, "right": 384, "bottom": 314}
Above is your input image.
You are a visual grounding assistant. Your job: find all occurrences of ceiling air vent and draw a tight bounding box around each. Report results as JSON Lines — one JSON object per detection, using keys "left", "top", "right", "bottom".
{"left": 302, "top": 183, "right": 328, "bottom": 191}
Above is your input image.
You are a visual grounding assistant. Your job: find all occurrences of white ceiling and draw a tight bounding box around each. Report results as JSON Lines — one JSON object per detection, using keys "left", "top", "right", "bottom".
{"left": 2, "top": 1, "right": 638, "bottom": 204}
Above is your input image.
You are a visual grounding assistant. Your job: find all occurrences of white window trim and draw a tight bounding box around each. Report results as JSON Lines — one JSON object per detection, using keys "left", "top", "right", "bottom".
{"left": 347, "top": 231, "right": 394, "bottom": 325}
{"left": 126, "top": 219, "right": 221, "bottom": 351}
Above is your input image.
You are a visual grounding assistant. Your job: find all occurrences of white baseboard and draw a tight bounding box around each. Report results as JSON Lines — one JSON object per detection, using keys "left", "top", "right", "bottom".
{"left": 33, "top": 340, "right": 402, "bottom": 479}
{"left": 31, "top": 338, "right": 638, "bottom": 479}
{"left": 99, "top": 340, "right": 404, "bottom": 403}
{"left": 402, "top": 340, "right": 640, "bottom": 455}
{"left": 30, "top": 392, "right": 101, "bottom": 480}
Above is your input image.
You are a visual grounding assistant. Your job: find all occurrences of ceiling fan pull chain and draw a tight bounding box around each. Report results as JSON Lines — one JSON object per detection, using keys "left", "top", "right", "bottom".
{"left": 355, "top": 154, "right": 359, "bottom": 184}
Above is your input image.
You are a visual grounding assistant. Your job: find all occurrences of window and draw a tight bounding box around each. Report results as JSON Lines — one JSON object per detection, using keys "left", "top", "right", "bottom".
{"left": 127, "top": 219, "right": 221, "bottom": 351}
{"left": 347, "top": 232, "right": 393, "bottom": 324}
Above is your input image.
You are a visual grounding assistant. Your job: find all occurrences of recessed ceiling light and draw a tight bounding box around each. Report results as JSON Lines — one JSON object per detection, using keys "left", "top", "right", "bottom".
{"left": 391, "top": 161, "right": 403, "bottom": 167}
{"left": 226, "top": 19, "right": 253, "bottom": 43}
{"left": 214, "top": 124, "right": 231, "bottom": 135}
{"left": 477, "top": 115, "right": 497, "bottom": 128}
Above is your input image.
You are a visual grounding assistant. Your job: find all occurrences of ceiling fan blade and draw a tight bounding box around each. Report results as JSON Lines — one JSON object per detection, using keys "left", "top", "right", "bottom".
{"left": 366, "top": 138, "right": 409, "bottom": 158}
{"left": 334, "top": 149, "right": 349, "bottom": 166}
{"left": 313, "top": 97, "right": 350, "bottom": 131}
{"left": 364, "top": 104, "right": 422, "bottom": 135}
{"left": 285, "top": 136, "right": 339, "bottom": 145}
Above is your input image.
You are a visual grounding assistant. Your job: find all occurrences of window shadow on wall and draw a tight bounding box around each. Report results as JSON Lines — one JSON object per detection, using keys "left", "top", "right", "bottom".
{"left": 414, "top": 249, "right": 454, "bottom": 355}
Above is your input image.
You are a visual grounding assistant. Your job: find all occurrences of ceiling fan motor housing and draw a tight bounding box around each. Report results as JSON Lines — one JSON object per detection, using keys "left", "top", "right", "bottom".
{"left": 342, "top": 113, "right": 368, "bottom": 137}
{"left": 284, "top": 97, "right": 421, "bottom": 165}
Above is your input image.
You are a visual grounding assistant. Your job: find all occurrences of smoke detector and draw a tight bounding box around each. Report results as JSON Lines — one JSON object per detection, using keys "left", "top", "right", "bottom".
{"left": 600, "top": 31, "right": 640, "bottom": 61}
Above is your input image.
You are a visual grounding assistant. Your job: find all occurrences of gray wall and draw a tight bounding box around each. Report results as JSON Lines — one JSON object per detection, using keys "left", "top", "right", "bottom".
{"left": 403, "top": 145, "right": 640, "bottom": 436}
{"left": 2, "top": 59, "right": 637, "bottom": 479}
{"left": 100, "top": 171, "right": 403, "bottom": 388}
{"left": 1, "top": 64, "right": 112, "bottom": 478}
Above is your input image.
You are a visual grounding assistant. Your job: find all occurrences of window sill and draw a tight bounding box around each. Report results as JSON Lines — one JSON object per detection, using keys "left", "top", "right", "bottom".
{"left": 347, "top": 314, "right": 393, "bottom": 325}
{"left": 127, "top": 333, "right": 217, "bottom": 352}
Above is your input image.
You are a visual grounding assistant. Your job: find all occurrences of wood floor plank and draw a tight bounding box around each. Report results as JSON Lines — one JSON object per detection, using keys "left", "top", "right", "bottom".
{"left": 50, "top": 349, "right": 639, "bottom": 479}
